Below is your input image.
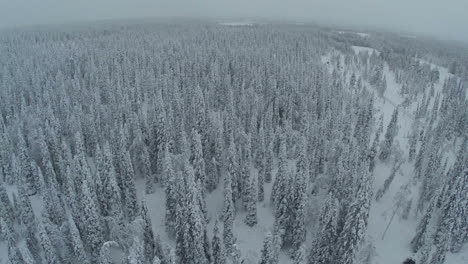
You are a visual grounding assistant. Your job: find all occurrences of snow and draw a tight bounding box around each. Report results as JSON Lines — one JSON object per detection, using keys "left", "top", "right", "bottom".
{"left": 352, "top": 45, "right": 380, "bottom": 56}
{"left": 219, "top": 22, "right": 254, "bottom": 27}
{"left": 338, "top": 31, "right": 370, "bottom": 38}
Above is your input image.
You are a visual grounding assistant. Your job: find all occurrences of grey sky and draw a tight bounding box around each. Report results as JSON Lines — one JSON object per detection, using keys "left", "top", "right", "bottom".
{"left": 0, "top": 0, "right": 467, "bottom": 42}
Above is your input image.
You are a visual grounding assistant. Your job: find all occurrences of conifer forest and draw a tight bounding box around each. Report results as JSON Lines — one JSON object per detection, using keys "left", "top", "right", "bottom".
{"left": 0, "top": 21, "right": 467, "bottom": 264}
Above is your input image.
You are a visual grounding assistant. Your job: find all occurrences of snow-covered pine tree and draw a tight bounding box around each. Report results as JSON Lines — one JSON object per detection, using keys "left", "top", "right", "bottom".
{"left": 334, "top": 172, "right": 371, "bottom": 264}
{"left": 122, "top": 150, "right": 139, "bottom": 221}
{"left": 164, "top": 152, "right": 177, "bottom": 236}
{"left": 17, "top": 186, "right": 36, "bottom": 233}
{"left": 38, "top": 222, "right": 60, "bottom": 264}
{"left": 80, "top": 178, "right": 104, "bottom": 260}
{"left": 141, "top": 200, "right": 155, "bottom": 263}
{"left": 142, "top": 145, "right": 154, "bottom": 194}
{"left": 245, "top": 176, "right": 258, "bottom": 227}
{"left": 0, "top": 185, "right": 15, "bottom": 226}
{"left": 222, "top": 167, "right": 236, "bottom": 254}
{"left": 67, "top": 212, "right": 90, "bottom": 264}
{"left": 128, "top": 237, "right": 146, "bottom": 264}
{"left": 258, "top": 232, "right": 274, "bottom": 264}
{"left": 212, "top": 219, "right": 226, "bottom": 264}
{"left": 308, "top": 195, "right": 339, "bottom": 264}
{"left": 264, "top": 140, "right": 274, "bottom": 183}
{"left": 100, "top": 142, "right": 122, "bottom": 219}
{"left": 379, "top": 108, "right": 399, "bottom": 161}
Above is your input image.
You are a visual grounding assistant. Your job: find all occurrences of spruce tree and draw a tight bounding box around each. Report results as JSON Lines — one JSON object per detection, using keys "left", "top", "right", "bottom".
{"left": 122, "top": 150, "right": 139, "bottom": 220}
{"left": 38, "top": 223, "right": 60, "bottom": 264}
{"left": 212, "top": 219, "right": 226, "bottom": 264}
{"left": 80, "top": 179, "right": 104, "bottom": 260}
{"left": 245, "top": 176, "right": 258, "bottom": 227}
{"left": 141, "top": 200, "right": 155, "bottom": 263}
{"left": 379, "top": 108, "right": 399, "bottom": 161}
{"left": 223, "top": 169, "right": 236, "bottom": 254}
{"left": 68, "top": 213, "right": 90, "bottom": 264}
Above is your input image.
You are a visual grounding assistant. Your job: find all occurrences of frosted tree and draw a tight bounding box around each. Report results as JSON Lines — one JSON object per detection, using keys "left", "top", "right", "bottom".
{"left": 308, "top": 195, "right": 339, "bottom": 264}
{"left": 335, "top": 176, "right": 371, "bottom": 264}
{"left": 222, "top": 169, "right": 236, "bottom": 254}
{"left": 190, "top": 129, "right": 206, "bottom": 192}
{"left": 164, "top": 153, "right": 177, "bottom": 236}
{"left": 0, "top": 185, "right": 15, "bottom": 225}
{"left": 379, "top": 108, "right": 399, "bottom": 161}
{"left": 271, "top": 133, "right": 287, "bottom": 209}
{"left": 17, "top": 186, "right": 36, "bottom": 232}
{"left": 80, "top": 179, "right": 104, "bottom": 260}
{"left": 258, "top": 232, "right": 274, "bottom": 264}
{"left": 212, "top": 219, "right": 226, "bottom": 264}
{"left": 368, "top": 116, "right": 383, "bottom": 172}
{"left": 67, "top": 213, "right": 90, "bottom": 264}
{"left": 410, "top": 196, "right": 436, "bottom": 253}
{"left": 8, "top": 240, "right": 24, "bottom": 264}
{"left": 38, "top": 223, "right": 60, "bottom": 264}
{"left": 175, "top": 160, "right": 207, "bottom": 264}
{"left": 42, "top": 185, "right": 66, "bottom": 226}
{"left": 141, "top": 200, "right": 155, "bottom": 263}
{"left": 122, "top": 150, "right": 139, "bottom": 220}
{"left": 264, "top": 140, "right": 274, "bottom": 183}
{"left": 244, "top": 176, "right": 258, "bottom": 227}
{"left": 257, "top": 164, "right": 265, "bottom": 202}
{"left": 18, "top": 243, "right": 36, "bottom": 264}
{"left": 293, "top": 244, "right": 306, "bottom": 264}
{"left": 142, "top": 145, "right": 154, "bottom": 194}
{"left": 128, "top": 237, "right": 146, "bottom": 264}
{"left": 100, "top": 142, "right": 122, "bottom": 219}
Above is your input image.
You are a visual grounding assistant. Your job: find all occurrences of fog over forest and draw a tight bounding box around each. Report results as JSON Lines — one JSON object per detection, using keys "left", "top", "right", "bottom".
{"left": 1, "top": 0, "right": 468, "bottom": 42}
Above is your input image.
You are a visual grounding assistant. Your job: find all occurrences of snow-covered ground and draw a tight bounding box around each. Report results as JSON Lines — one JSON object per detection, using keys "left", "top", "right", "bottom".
{"left": 219, "top": 22, "right": 254, "bottom": 27}
{"left": 338, "top": 31, "right": 370, "bottom": 38}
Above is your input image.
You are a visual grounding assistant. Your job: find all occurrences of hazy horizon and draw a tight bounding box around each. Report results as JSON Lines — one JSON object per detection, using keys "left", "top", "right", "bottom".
{"left": 0, "top": 0, "right": 467, "bottom": 43}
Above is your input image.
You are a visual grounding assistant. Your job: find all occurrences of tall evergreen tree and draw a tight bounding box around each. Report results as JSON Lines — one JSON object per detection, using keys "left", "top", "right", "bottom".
{"left": 379, "top": 108, "right": 399, "bottom": 161}
{"left": 245, "top": 176, "right": 258, "bottom": 227}
{"left": 212, "top": 219, "right": 226, "bottom": 264}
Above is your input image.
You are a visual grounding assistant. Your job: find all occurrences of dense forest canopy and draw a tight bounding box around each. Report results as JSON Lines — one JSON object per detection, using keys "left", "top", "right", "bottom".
{"left": 0, "top": 21, "right": 466, "bottom": 264}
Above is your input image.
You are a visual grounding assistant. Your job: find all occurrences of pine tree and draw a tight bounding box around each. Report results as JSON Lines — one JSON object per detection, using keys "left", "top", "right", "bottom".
{"left": 335, "top": 177, "right": 371, "bottom": 264}
{"left": 8, "top": 240, "right": 24, "bottom": 264}
{"left": 293, "top": 244, "right": 306, "bottom": 264}
{"left": 122, "top": 150, "right": 139, "bottom": 220}
{"left": 142, "top": 145, "right": 154, "bottom": 194}
{"left": 17, "top": 186, "right": 36, "bottom": 232}
{"left": 308, "top": 195, "right": 339, "bottom": 264}
{"left": 379, "top": 108, "right": 399, "bottom": 161}
{"left": 271, "top": 133, "right": 287, "bottom": 209}
{"left": 264, "top": 140, "right": 274, "bottom": 183}
{"left": 223, "top": 169, "right": 236, "bottom": 254}
{"left": 38, "top": 223, "right": 60, "bottom": 264}
{"left": 100, "top": 142, "right": 122, "bottom": 219}
{"left": 368, "top": 116, "right": 383, "bottom": 172}
{"left": 0, "top": 185, "right": 15, "bottom": 225}
{"left": 141, "top": 200, "right": 155, "bottom": 263}
{"left": 68, "top": 213, "right": 90, "bottom": 264}
{"left": 212, "top": 219, "right": 226, "bottom": 264}
{"left": 128, "top": 238, "right": 146, "bottom": 264}
{"left": 257, "top": 164, "right": 265, "bottom": 202}
{"left": 259, "top": 232, "right": 274, "bottom": 264}
{"left": 410, "top": 196, "right": 436, "bottom": 253}
{"left": 165, "top": 153, "right": 177, "bottom": 236}
{"left": 245, "top": 176, "right": 258, "bottom": 227}
{"left": 18, "top": 243, "right": 36, "bottom": 264}
{"left": 42, "top": 185, "right": 66, "bottom": 226}
{"left": 80, "top": 179, "right": 104, "bottom": 260}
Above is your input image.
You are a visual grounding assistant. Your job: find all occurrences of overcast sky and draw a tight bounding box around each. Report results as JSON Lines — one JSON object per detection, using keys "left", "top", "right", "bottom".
{"left": 0, "top": 0, "right": 467, "bottom": 42}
